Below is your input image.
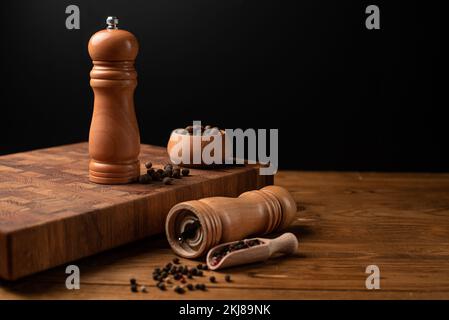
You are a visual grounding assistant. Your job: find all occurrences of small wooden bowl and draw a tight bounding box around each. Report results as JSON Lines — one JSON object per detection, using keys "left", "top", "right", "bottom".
{"left": 166, "top": 128, "right": 228, "bottom": 168}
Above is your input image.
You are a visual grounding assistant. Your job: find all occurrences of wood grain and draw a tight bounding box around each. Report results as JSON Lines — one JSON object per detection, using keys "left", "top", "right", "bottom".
{"left": 1, "top": 171, "right": 449, "bottom": 299}
{"left": 0, "top": 143, "right": 272, "bottom": 280}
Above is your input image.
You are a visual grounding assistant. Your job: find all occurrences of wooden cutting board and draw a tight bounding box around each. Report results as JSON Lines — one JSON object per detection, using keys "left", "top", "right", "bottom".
{"left": 0, "top": 143, "right": 272, "bottom": 280}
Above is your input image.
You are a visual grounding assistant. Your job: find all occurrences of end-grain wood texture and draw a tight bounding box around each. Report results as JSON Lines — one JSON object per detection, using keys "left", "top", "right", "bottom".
{"left": 0, "top": 143, "right": 272, "bottom": 280}
{"left": 1, "top": 171, "right": 448, "bottom": 299}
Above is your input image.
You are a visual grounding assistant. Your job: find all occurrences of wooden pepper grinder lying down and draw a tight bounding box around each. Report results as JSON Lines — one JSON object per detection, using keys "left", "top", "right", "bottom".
{"left": 88, "top": 17, "right": 141, "bottom": 184}
{"left": 165, "top": 185, "right": 298, "bottom": 258}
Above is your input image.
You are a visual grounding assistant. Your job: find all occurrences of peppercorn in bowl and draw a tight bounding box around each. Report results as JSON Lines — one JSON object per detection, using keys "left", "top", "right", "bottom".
{"left": 167, "top": 125, "right": 229, "bottom": 168}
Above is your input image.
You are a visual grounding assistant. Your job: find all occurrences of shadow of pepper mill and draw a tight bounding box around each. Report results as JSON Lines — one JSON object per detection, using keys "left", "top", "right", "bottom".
{"left": 88, "top": 17, "right": 140, "bottom": 184}
{"left": 165, "top": 185, "right": 298, "bottom": 258}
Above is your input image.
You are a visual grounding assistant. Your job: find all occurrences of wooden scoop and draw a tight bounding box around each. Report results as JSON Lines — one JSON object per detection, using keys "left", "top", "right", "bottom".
{"left": 206, "top": 233, "right": 299, "bottom": 270}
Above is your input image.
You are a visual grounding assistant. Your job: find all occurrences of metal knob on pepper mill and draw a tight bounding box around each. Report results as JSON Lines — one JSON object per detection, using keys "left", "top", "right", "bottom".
{"left": 165, "top": 185, "right": 298, "bottom": 258}
{"left": 87, "top": 17, "right": 140, "bottom": 184}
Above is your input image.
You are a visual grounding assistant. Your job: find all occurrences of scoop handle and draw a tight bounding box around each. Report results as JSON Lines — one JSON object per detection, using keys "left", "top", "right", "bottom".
{"left": 267, "top": 233, "right": 298, "bottom": 257}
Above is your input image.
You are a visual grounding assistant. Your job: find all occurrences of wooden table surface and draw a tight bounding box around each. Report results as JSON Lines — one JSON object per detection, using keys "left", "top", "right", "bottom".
{"left": 1, "top": 171, "right": 448, "bottom": 299}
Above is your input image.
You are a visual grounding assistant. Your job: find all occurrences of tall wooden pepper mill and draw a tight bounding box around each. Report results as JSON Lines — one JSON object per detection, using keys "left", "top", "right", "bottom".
{"left": 87, "top": 17, "right": 140, "bottom": 184}
{"left": 165, "top": 185, "right": 298, "bottom": 258}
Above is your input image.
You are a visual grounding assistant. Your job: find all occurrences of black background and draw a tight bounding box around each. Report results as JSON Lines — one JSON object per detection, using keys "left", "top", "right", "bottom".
{"left": 0, "top": 0, "right": 443, "bottom": 171}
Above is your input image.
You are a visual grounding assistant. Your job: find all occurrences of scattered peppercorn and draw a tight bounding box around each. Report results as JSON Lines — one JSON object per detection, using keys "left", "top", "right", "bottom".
{"left": 174, "top": 286, "right": 185, "bottom": 294}
{"left": 131, "top": 284, "right": 138, "bottom": 293}
{"left": 152, "top": 171, "right": 162, "bottom": 181}
{"left": 145, "top": 161, "right": 153, "bottom": 169}
{"left": 164, "top": 168, "right": 173, "bottom": 178}
{"left": 195, "top": 283, "right": 206, "bottom": 291}
{"left": 130, "top": 278, "right": 137, "bottom": 285}
{"left": 147, "top": 257, "right": 223, "bottom": 295}
{"left": 139, "top": 160, "right": 194, "bottom": 185}
{"left": 196, "top": 263, "right": 207, "bottom": 270}
{"left": 138, "top": 174, "right": 151, "bottom": 184}
{"left": 174, "top": 273, "right": 182, "bottom": 281}
{"left": 225, "top": 275, "right": 232, "bottom": 282}
{"left": 172, "top": 169, "right": 181, "bottom": 179}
